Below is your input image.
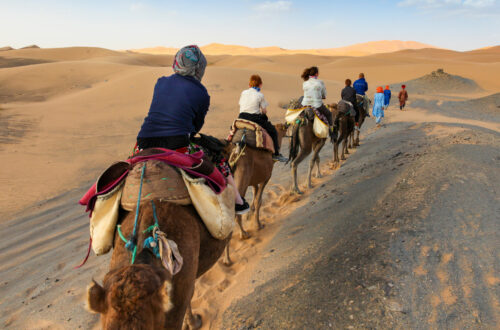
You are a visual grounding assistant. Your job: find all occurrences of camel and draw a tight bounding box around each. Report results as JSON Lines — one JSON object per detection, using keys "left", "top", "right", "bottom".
{"left": 86, "top": 201, "right": 229, "bottom": 330}
{"left": 229, "top": 124, "right": 287, "bottom": 238}
{"left": 328, "top": 103, "right": 355, "bottom": 166}
{"left": 350, "top": 94, "right": 371, "bottom": 147}
{"left": 221, "top": 124, "right": 287, "bottom": 266}
{"left": 288, "top": 108, "right": 328, "bottom": 194}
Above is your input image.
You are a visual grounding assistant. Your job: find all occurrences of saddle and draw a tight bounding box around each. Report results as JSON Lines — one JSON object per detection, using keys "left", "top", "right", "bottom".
{"left": 120, "top": 160, "right": 191, "bottom": 210}
{"left": 226, "top": 119, "right": 275, "bottom": 153}
{"left": 80, "top": 148, "right": 235, "bottom": 256}
{"left": 338, "top": 100, "right": 356, "bottom": 117}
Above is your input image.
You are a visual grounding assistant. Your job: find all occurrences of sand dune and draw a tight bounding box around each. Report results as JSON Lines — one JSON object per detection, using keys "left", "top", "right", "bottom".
{"left": 1, "top": 45, "right": 499, "bottom": 218}
{"left": 0, "top": 44, "right": 499, "bottom": 329}
{"left": 131, "top": 40, "right": 438, "bottom": 57}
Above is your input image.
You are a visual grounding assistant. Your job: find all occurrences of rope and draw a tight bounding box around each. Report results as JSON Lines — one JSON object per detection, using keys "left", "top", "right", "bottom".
{"left": 117, "top": 225, "right": 128, "bottom": 243}
{"left": 229, "top": 143, "right": 246, "bottom": 168}
{"left": 124, "top": 163, "right": 146, "bottom": 264}
{"left": 143, "top": 200, "right": 161, "bottom": 258}
{"left": 73, "top": 238, "right": 92, "bottom": 269}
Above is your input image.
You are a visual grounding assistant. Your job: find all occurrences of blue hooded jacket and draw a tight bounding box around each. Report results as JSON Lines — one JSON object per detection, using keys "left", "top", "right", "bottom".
{"left": 137, "top": 74, "right": 210, "bottom": 138}
{"left": 353, "top": 78, "right": 368, "bottom": 95}
{"left": 384, "top": 89, "right": 391, "bottom": 106}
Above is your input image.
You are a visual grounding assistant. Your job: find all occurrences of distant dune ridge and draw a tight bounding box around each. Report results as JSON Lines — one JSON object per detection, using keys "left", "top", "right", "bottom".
{"left": 130, "top": 40, "right": 438, "bottom": 56}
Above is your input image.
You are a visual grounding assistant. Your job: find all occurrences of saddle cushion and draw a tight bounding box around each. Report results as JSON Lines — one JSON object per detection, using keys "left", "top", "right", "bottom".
{"left": 285, "top": 107, "right": 306, "bottom": 125}
{"left": 227, "top": 119, "right": 275, "bottom": 153}
{"left": 121, "top": 160, "right": 191, "bottom": 211}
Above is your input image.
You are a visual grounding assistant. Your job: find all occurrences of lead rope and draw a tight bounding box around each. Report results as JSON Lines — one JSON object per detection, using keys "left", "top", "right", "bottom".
{"left": 122, "top": 163, "right": 146, "bottom": 264}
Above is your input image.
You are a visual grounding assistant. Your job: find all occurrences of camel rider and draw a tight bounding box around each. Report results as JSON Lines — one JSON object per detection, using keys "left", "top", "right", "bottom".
{"left": 341, "top": 78, "right": 360, "bottom": 129}
{"left": 301, "top": 66, "right": 333, "bottom": 127}
{"left": 353, "top": 73, "right": 370, "bottom": 117}
{"left": 136, "top": 45, "right": 250, "bottom": 215}
{"left": 238, "top": 75, "right": 288, "bottom": 162}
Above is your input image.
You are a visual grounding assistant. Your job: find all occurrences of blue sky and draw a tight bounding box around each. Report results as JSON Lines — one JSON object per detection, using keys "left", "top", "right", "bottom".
{"left": 0, "top": 0, "right": 498, "bottom": 51}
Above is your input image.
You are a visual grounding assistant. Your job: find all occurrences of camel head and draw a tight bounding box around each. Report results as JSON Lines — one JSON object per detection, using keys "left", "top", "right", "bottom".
{"left": 275, "top": 123, "right": 289, "bottom": 148}
{"left": 327, "top": 103, "right": 338, "bottom": 111}
{"left": 87, "top": 264, "right": 173, "bottom": 330}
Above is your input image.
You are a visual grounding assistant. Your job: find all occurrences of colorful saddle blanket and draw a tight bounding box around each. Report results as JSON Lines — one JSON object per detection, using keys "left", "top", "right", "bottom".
{"left": 226, "top": 119, "right": 275, "bottom": 153}
{"left": 79, "top": 148, "right": 227, "bottom": 214}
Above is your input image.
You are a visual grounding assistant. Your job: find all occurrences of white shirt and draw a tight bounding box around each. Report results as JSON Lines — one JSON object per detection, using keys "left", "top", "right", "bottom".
{"left": 301, "top": 77, "right": 327, "bottom": 108}
{"left": 239, "top": 88, "right": 269, "bottom": 114}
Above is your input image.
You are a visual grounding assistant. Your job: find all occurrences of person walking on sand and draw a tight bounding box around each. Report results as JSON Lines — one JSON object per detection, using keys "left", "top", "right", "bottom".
{"left": 238, "top": 74, "right": 287, "bottom": 162}
{"left": 136, "top": 45, "right": 250, "bottom": 214}
{"left": 301, "top": 66, "right": 332, "bottom": 126}
{"left": 398, "top": 85, "right": 408, "bottom": 110}
{"left": 383, "top": 85, "right": 391, "bottom": 110}
{"left": 353, "top": 73, "right": 370, "bottom": 117}
{"left": 372, "top": 86, "right": 385, "bottom": 127}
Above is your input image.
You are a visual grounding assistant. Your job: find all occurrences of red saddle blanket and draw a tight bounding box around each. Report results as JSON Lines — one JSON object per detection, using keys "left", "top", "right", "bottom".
{"left": 79, "top": 148, "right": 227, "bottom": 214}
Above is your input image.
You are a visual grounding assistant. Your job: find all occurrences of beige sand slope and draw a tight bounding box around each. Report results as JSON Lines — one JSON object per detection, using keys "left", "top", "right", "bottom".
{"left": 131, "top": 40, "right": 438, "bottom": 56}
{"left": 1, "top": 45, "right": 500, "bottom": 218}
{"left": 0, "top": 45, "right": 499, "bottom": 329}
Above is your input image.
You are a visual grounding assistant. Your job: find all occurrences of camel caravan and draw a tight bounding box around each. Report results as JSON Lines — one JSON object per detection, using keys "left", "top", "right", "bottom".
{"left": 78, "top": 46, "right": 373, "bottom": 329}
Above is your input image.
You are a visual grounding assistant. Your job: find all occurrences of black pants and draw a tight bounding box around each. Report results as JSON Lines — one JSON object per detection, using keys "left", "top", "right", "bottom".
{"left": 238, "top": 112, "right": 280, "bottom": 154}
{"left": 137, "top": 135, "right": 190, "bottom": 150}
{"left": 317, "top": 104, "right": 333, "bottom": 126}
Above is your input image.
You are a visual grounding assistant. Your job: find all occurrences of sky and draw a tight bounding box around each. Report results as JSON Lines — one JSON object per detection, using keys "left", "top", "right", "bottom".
{"left": 0, "top": 0, "right": 499, "bottom": 51}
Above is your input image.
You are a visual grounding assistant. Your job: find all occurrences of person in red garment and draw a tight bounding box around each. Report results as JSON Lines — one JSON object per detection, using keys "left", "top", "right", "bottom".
{"left": 398, "top": 85, "right": 409, "bottom": 110}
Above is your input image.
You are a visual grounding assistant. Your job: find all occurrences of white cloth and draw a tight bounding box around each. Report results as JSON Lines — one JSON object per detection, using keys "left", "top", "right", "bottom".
{"left": 302, "top": 78, "right": 327, "bottom": 108}
{"left": 239, "top": 88, "right": 269, "bottom": 114}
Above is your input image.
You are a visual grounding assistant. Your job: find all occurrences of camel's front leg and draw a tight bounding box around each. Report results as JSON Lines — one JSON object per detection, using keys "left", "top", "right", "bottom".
{"left": 252, "top": 181, "right": 269, "bottom": 230}
{"left": 236, "top": 214, "right": 250, "bottom": 240}
{"left": 313, "top": 139, "right": 325, "bottom": 178}
{"left": 183, "top": 304, "right": 202, "bottom": 330}
{"left": 333, "top": 141, "right": 339, "bottom": 164}
{"left": 223, "top": 244, "right": 233, "bottom": 266}
{"left": 290, "top": 148, "right": 309, "bottom": 194}
{"left": 307, "top": 155, "right": 315, "bottom": 188}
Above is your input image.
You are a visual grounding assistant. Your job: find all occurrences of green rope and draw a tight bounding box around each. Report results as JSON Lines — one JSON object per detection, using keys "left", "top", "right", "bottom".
{"left": 131, "top": 245, "right": 137, "bottom": 264}
{"left": 117, "top": 225, "right": 127, "bottom": 243}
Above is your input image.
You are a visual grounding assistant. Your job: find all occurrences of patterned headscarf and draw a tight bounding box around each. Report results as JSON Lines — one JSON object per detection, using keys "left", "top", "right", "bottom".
{"left": 172, "top": 45, "right": 207, "bottom": 81}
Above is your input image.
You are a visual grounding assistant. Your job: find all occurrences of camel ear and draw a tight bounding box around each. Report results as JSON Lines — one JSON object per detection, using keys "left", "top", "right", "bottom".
{"left": 159, "top": 281, "right": 174, "bottom": 312}
{"left": 86, "top": 280, "right": 107, "bottom": 314}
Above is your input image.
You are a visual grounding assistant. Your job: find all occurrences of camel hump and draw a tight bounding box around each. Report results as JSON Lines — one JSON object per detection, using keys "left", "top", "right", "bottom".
{"left": 121, "top": 160, "right": 191, "bottom": 210}
{"left": 227, "top": 119, "right": 275, "bottom": 153}
{"left": 122, "top": 160, "right": 235, "bottom": 240}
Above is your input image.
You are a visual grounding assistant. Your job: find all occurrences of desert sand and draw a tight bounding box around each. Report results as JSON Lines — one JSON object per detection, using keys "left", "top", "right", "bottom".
{"left": 0, "top": 44, "right": 499, "bottom": 329}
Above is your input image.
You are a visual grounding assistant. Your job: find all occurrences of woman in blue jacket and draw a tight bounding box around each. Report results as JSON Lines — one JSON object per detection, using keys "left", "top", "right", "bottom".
{"left": 137, "top": 45, "right": 249, "bottom": 214}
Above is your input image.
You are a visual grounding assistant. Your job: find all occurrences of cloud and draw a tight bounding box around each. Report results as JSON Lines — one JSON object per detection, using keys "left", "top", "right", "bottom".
{"left": 397, "top": 0, "right": 498, "bottom": 14}
{"left": 463, "top": 0, "right": 496, "bottom": 7}
{"left": 254, "top": 1, "right": 292, "bottom": 13}
{"left": 129, "top": 2, "right": 145, "bottom": 12}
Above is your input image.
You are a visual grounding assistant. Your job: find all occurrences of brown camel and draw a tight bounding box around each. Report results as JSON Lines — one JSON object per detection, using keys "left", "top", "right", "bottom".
{"left": 350, "top": 94, "right": 371, "bottom": 147}
{"left": 87, "top": 200, "right": 229, "bottom": 330}
{"left": 222, "top": 124, "right": 287, "bottom": 265}
{"left": 288, "top": 108, "right": 327, "bottom": 194}
{"left": 328, "top": 103, "right": 355, "bottom": 166}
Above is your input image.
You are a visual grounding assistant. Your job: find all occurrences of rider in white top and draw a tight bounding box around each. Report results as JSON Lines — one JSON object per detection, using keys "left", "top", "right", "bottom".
{"left": 237, "top": 75, "right": 287, "bottom": 162}
{"left": 300, "top": 66, "right": 332, "bottom": 126}
{"left": 302, "top": 77, "right": 327, "bottom": 109}
{"left": 239, "top": 87, "right": 269, "bottom": 115}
